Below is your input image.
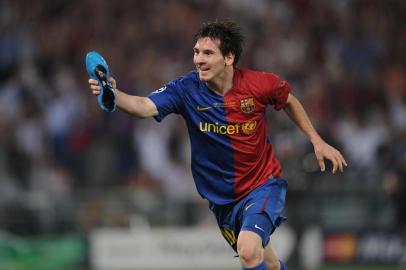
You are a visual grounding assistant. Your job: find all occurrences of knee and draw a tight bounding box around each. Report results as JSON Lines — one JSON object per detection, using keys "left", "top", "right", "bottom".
{"left": 237, "top": 241, "right": 264, "bottom": 267}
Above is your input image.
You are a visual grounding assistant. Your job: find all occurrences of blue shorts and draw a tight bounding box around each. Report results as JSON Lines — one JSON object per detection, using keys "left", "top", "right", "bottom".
{"left": 209, "top": 178, "right": 287, "bottom": 252}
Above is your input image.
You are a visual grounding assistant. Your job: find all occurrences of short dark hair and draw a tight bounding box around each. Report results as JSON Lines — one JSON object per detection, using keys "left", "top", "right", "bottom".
{"left": 194, "top": 20, "right": 244, "bottom": 66}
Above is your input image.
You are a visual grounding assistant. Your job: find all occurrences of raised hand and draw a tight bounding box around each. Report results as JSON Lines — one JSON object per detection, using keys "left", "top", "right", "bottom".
{"left": 88, "top": 77, "right": 116, "bottom": 96}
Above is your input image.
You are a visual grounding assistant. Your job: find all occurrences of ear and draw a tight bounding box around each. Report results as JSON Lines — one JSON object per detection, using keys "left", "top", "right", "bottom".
{"left": 224, "top": 52, "right": 235, "bottom": 66}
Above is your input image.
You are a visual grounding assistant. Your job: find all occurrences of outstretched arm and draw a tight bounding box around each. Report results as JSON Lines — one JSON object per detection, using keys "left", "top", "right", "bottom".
{"left": 282, "top": 93, "right": 347, "bottom": 173}
{"left": 89, "top": 78, "right": 158, "bottom": 118}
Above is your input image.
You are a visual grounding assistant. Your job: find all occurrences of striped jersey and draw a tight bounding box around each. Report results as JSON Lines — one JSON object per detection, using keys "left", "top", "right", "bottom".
{"left": 148, "top": 68, "right": 290, "bottom": 205}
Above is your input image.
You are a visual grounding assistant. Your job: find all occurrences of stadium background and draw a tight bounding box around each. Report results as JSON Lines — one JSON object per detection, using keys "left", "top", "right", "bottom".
{"left": 0, "top": 0, "right": 405, "bottom": 269}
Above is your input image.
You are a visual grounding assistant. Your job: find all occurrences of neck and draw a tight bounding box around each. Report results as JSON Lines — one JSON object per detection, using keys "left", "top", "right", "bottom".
{"left": 206, "top": 66, "right": 234, "bottom": 96}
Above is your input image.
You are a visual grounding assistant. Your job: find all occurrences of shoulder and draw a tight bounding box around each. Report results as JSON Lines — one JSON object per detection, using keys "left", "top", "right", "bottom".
{"left": 236, "top": 68, "right": 283, "bottom": 94}
{"left": 170, "top": 70, "right": 200, "bottom": 87}
{"left": 156, "top": 71, "right": 200, "bottom": 95}
{"left": 238, "top": 68, "right": 281, "bottom": 83}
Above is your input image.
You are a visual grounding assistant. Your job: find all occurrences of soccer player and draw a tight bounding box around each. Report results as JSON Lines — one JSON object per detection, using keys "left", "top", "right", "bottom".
{"left": 88, "top": 21, "right": 347, "bottom": 270}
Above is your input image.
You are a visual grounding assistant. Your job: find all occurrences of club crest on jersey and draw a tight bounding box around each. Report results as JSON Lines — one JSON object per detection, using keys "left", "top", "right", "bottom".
{"left": 240, "top": 97, "right": 256, "bottom": 113}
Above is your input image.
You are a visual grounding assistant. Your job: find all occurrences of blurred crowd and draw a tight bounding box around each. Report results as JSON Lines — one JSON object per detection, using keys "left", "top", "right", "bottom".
{"left": 0, "top": 0, "right": 405, "bottom": 238}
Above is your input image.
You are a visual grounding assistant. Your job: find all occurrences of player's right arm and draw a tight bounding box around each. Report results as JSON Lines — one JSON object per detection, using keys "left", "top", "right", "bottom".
{"left": 88, "top": 77, "right": 158, "bottom": 118}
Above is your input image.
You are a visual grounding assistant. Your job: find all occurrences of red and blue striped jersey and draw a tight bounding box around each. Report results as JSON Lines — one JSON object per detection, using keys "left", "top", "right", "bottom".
{"left": 148, "top": 68, "right": 290, "bottom": 205}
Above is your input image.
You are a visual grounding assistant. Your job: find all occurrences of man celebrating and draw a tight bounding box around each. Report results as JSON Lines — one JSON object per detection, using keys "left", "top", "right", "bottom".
{"left": 88, "top": 21, "right": 347, "bottom": 270}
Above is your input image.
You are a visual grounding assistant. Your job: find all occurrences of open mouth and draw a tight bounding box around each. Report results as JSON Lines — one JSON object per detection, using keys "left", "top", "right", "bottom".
{"left": 197, "top": 66, "right": 210, "bottom": 72}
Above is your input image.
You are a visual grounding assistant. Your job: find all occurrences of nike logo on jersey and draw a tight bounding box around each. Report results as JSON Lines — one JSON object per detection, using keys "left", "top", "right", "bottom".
{"left": 254, "top": 224, "right": 265, "bottom": 232}
{"left": 196, "top": 105, "right": 212, "bottom": 111}
{"left": 196, "top": 102, "right": 236, "bottom": 112}
{"left": 245, "top": 202, "right": 256, "bottom": 211}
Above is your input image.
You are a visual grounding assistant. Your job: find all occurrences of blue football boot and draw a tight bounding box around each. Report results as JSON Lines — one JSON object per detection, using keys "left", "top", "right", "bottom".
{"left": 86, "top": 51, "right": 116, "bottom": 112}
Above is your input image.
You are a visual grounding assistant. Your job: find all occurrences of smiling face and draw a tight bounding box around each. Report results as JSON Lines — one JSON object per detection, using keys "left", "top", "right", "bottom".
{"left": 193, "top": 37, "right": 234, "bottom": 83}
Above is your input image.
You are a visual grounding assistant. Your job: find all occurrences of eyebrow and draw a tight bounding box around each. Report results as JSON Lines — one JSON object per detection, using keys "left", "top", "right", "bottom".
{"left": 193, "top": 47, "right": 216, "bottom": 53}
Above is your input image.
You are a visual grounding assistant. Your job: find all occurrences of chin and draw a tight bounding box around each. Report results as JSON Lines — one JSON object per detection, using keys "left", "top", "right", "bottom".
{"left": 198, "top": 73, "right": 211, "bottom": 82}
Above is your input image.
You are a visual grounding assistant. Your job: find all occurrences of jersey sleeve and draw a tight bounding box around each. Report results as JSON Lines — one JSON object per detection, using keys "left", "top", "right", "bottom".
{"left": 148, "top": 78, "right": 184, "bottom": 122}
{"left": 263, "top": 73, "right": 291, "bottom": 111}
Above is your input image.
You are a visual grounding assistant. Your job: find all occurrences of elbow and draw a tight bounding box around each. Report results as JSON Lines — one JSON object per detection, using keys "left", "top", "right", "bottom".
{"left": 131, "top": 97, "right": 158, "bottom": 119}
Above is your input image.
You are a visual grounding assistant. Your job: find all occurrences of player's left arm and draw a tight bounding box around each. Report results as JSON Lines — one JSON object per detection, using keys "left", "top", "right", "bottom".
{"left": 282, "top": 93, "right": 347, "bottom": 173}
